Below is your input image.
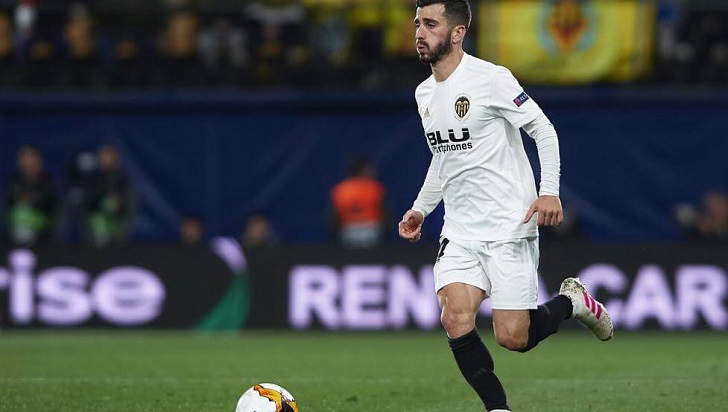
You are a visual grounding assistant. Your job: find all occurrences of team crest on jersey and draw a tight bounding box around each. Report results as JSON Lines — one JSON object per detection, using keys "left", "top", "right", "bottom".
{"left": 454, "top": 95, "right": 471, "bottom": 120}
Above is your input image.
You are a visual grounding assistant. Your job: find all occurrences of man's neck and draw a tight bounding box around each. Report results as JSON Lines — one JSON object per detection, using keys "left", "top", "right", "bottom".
{"left": 431, "top": 48, "right": 465, "bottom": 82}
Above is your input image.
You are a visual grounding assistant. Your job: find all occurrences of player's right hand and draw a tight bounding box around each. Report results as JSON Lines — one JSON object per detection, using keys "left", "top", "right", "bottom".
{"left": 399, "top": 209, "right": 424, "bottom": 243}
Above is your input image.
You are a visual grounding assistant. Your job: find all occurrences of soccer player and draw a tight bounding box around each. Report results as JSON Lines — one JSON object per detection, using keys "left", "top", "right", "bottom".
{"left": 397, "top": 1, "right": 613, "bottom": 411}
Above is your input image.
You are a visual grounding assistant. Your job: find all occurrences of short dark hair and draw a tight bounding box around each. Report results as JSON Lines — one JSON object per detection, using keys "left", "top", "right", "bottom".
{"left": 350, "top": 156, "right": 374, "bottom": 176}
{"left": 416, "top": 0, "right": 472, "bottom": 29}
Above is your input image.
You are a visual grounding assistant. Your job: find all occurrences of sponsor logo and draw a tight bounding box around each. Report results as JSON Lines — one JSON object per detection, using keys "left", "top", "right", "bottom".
{"left": 426, "top": 128, "right": 473, "bottom": 153}
{"left": 288, "top": 263, "right": 728, "bottom": 331}
{"left": 0, "top": 249, "right": 166, "bottom": 326}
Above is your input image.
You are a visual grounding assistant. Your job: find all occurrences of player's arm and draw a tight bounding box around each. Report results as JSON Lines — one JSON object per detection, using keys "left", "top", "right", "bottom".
{"left": 522, "top": 113, "right": 563, "bottom": 227}
{"left": 489, "top": 67, "right": 563, "bottom": 227}
{"left": 399, "top": 157, "right": 442, "bottom": 242}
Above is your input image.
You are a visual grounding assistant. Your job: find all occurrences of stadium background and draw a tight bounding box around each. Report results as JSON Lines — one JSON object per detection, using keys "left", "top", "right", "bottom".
{"left": 1, "top": 1, "right": 727, "bottom": 411}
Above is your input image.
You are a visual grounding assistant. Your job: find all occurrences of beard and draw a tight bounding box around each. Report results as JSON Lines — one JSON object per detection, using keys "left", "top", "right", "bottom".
{"left": 417, "top": 32, "right": 453, "bottom": 65}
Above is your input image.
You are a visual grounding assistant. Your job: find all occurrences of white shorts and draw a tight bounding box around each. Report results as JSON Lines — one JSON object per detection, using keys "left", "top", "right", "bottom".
{"left": 434, "top": 237, "right": 540, "bottom": 310}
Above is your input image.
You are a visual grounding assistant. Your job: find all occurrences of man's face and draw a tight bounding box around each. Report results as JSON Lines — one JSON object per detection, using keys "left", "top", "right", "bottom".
{"left": 18, "top": 147, "right": 43, "bottom": 179}
{"left": 415, "top": 4, "right": 453, "bottom": 65}
{"left": 181, "top": 219, "right": 203, "bottom": 245}
{"left": 99, "top": 145, "right": 120, "bottom": 171}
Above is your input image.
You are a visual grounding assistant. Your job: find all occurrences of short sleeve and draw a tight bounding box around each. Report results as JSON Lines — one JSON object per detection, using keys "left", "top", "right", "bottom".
{"left": 489, "top": 67, "right": 542, "bottom": 129}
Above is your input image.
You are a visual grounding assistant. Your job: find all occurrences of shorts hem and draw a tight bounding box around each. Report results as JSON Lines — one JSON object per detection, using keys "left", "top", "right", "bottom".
{"left": 435, "top": 279, "right": 488, "bottom": 294}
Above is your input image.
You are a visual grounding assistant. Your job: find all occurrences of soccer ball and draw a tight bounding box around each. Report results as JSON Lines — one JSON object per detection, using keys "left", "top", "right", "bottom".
{"left": 235, "top": 383, "right": 298, "bottom": 412}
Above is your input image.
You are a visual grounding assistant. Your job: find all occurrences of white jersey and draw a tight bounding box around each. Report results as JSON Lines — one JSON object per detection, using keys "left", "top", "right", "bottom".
{"left": 412, "top": 53, "right": 553, "bottom": 242}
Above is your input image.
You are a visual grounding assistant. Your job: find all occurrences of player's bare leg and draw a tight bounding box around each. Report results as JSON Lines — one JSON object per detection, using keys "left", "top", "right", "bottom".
{"left": 438, "top": 282, "right": 484, "bottom": 338}
{"left": 493, "top": 296, "right": 574, "bottom": 353}
{"left": 438, "top": 283, "right": 510, "bottom": 411}
{"left": 491, "top": 310, "right": 530, "bottom": 351}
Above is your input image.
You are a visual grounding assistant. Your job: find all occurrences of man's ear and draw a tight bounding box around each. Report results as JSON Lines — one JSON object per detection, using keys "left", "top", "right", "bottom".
{"left": 451, "top": 25, "right": 467, "bottom": 45}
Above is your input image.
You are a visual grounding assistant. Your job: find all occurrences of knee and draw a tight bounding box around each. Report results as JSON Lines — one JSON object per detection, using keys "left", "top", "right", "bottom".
{"left": 495, "top": 331, "right": 528, "bottom": 352}
{"left": 441, "top": 309, "right": 476, "bottom": 338}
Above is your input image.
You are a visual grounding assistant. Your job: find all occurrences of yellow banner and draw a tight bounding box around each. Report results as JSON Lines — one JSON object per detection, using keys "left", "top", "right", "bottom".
{"left": 479, "top": 0, "right": 655, "bottom": 84}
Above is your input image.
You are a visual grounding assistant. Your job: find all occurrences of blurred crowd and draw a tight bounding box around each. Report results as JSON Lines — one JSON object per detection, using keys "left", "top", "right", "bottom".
{"left": 674, "top": 191, "right": 728, "bottom": 243}
{"left": 0, "top": 0, "right": 428, "bottom": 90}
{"left": 655, "top": 1, "right": 728, "bottom": 84}
{"left": 0, "top": 0, "right": 725, "bottom": 90}
{"left": 1, "top": 143, "right": 285, "bottom": 249}
{"left": 1, "top": 144, "right": 384, "bottom": 249}
{"left": 3, "top": 144, "right": 136, "bottom": 247}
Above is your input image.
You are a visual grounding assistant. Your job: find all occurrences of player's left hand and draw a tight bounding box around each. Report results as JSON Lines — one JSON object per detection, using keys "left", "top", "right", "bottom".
{"left": 524, "top": 195, "right": 563, "bottom": 227}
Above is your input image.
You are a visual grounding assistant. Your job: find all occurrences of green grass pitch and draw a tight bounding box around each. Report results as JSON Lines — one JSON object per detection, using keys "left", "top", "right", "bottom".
{"left": 1, "top": 330, "right": 726, "bottom": 411}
